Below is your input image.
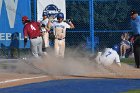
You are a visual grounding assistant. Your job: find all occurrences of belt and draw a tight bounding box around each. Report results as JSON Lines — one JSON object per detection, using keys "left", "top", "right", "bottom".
{"left": 41, "top": 31, "right": 46, "bottom": 33}
{"left": 57, "top": 38, "right": 65, "bottom": 40}
{"left": 31, "top": 36, "right": 41, "bottom": 39}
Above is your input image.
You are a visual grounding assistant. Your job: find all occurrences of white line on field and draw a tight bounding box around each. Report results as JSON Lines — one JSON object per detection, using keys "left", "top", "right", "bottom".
{"left": 0, "top": 76, "right": 48, "bottom": 84}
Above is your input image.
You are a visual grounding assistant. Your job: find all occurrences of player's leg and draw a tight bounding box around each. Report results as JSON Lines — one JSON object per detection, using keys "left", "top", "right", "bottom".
{"left": 120, "top": 44, "right": 125, "bottom": 58}
{"left": 37, "top": 37, "right": 43, "bottom": 56}
{"left": 133, "top": 44, "right": 139, "bottom": 68}
{"left": 137, "top": 46, "right": 140, "bottom": 68}
{"left": 42, "top": 34, "right": 46, "bottom": 52}
{"left": 121, "top": 44, "right": 130, "bottom": 58}
{"left": 124, "top": 44, "right": 131, "bottom": 58}
{"left": 44, "top": 32, "right": 49, "bottom": 48}
{"left": 30, "top": 39, "right": 39, "bottom": 58}
{"left": 54, "top": 39, "right": 60, "bottom": 57}
{"left": 45, "top": 32, "right": 50, "bottom": 48}
{"left": 134, "top": 45, "right": 140, "bottom": 68}
{"left": 59, "top": 39, "right": 65, "bottom": 58}
{"left": 120, "top": 45, "right": 123, "bottom": 58}
{"left": 42, "top": 32, "right": 49, "bottom": 55}
{"left": 122, "top": 45, "right": 126, "bottom": 58}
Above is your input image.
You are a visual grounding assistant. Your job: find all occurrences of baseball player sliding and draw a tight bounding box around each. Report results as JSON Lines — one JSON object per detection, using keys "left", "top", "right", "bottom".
{"left": 40, "top": 11, "right": 50, "bottom": 54}
{"left": 90, "top": 45, "right": 121, "bottom": 67}
{"left": 48, "top": 12, "right": 75, "bottom": 58}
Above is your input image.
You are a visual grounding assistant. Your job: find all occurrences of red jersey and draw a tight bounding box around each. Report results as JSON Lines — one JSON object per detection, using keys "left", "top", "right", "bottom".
{"left": 23, "top": 21, "right": 41, "bottom": 39}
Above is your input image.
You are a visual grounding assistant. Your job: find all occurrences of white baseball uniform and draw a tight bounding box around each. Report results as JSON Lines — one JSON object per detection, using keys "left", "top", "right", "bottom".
{"left": 95, "top": 48, "right": 121, "bottom": 67}
{"left": 52, "top": 21, "right": 70, "bottom": 58}
{"left": 40, "top": 18, "right": 49, "bottom": 48}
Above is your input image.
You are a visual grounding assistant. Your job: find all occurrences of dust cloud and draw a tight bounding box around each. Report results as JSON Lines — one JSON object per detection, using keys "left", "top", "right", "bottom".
{"left": 0, "top": 47, "right": 138, "bottom": 78}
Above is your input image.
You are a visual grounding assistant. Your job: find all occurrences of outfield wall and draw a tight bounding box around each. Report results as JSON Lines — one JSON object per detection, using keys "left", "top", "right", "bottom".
{"left": 0, "top": 0, "right": 31, "bottom": 48}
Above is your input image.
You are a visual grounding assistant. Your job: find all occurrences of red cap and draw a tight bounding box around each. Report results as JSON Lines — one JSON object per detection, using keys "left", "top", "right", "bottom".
{"left": 22, "top": 16, "right": 29, "bottom": 22}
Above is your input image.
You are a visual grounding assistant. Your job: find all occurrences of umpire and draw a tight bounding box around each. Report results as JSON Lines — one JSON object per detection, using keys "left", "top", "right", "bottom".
{"left": 130, "top": 10, "right": 140, "bottom": 68}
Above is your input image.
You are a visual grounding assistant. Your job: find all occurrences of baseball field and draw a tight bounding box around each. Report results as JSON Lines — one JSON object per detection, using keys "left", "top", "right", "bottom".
{"left": 0, "top": 50, "right": 140, "bottom": 93}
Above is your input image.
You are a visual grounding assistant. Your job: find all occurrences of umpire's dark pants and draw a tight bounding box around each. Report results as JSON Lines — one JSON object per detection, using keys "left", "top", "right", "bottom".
{"left": 133, "top": 36, "right": 140, "bottom": 68}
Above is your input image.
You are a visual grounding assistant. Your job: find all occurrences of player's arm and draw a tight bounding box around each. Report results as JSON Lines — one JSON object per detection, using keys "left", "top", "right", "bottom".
{"left": 117, "top": 63, "right": 121, "bottom": 67}
{"left": 23, "top": 27, "right": 28, "bottom": 48}
{"left": 69, "top": 22, "right": 75, "bottom": 29}
{"left": 95, "top": 52, "right": 102, "bottom": 64}
{"left": 24, "top": 37, "right": 28, "bottom": 48}
{"left": 115, "top": 53, "right": 121, "bottom": 67}
{"left": 66, "top": 20, "right": 75, "bottom": 29}
{"left": 46, "top": 21, "right": 52, "bottom": 31}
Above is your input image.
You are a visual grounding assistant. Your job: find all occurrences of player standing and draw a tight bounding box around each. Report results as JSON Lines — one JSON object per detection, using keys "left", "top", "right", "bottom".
{"left": 22, "top": 16, "right": 43, "bottom": 58}
{"left": 48, "top": 12, "right": 75, "bottom": 58}
{"left": 95, "top": 45, "right": 121, "bottom": 67}
{"left": 40, "top": 11, "right": 50, "bottom": 54}
{"left": 130, "top": 10, "right": 140, "bottom": 68}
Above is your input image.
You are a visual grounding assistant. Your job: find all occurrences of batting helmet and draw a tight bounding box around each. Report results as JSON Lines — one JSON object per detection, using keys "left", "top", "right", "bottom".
{"left": 22, "top": 16, "right": 29, "bottom": 22}
{"left": 112, "top": 44, "right": 119, "bottom": 52}
{"left": 42, "top": 11, "right": 48, "bottom": 17}
{"left": 57, "top": 12, "right": 64, "bottom": 19}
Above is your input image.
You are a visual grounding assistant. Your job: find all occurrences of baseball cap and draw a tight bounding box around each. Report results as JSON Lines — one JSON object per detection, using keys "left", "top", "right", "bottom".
{"left": 130, "top": 10, "right": 138, "bottom": 16}
{"left": 22, "top": 16, "right": 29, "bottom": 21}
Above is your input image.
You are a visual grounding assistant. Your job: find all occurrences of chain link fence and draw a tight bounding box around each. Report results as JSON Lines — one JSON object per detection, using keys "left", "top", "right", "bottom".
{"left": 94, "top": 0, "right": 135, "bottom": 52}
{"left": 1, "top": 0, "right": 140, "bottom": 58}
{"left": 67, "top": 0, "right": 139, "bottom": 52}
{"left": 65, "top": 0, "right": 135, "bottom": 53}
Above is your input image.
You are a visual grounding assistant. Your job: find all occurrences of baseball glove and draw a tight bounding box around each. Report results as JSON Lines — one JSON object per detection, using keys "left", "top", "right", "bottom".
{"left": 49, "top": 32, "right": 55, "bottom": 40}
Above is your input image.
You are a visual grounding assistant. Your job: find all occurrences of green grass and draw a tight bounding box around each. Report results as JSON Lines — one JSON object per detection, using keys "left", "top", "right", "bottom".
{"left": 122, "top": 89, "right": 140, "bottom": 93}
{"left": 121, "top": 58, "right": 135, "bottom": 65}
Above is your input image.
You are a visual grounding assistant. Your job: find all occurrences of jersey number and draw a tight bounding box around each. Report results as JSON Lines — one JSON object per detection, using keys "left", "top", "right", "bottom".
{"left": 106, "top": 51, "right": 111, "bottom": 57}
{"left": 30, "top": 24, "right": 36, "bottom": 30}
